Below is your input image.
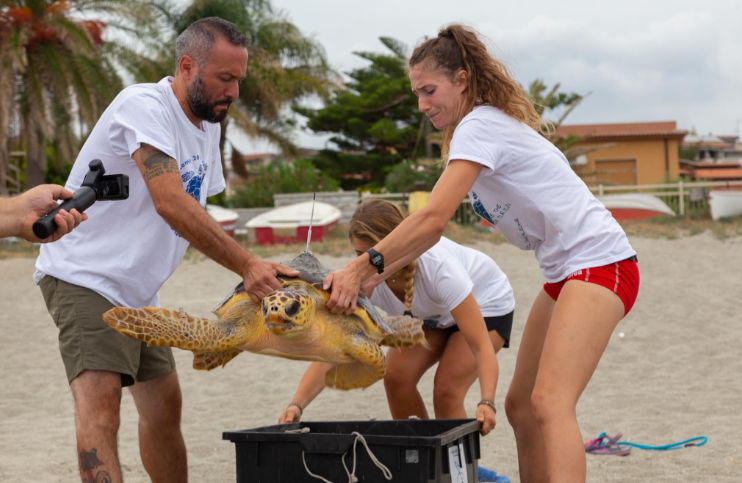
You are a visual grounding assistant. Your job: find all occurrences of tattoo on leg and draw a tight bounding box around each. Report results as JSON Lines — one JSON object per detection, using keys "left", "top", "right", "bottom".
{"left": 80, "top": 448, "right": 112, "bottom": 483}
{"left": 141, "top": 144, "right": 179, "bottom": 183}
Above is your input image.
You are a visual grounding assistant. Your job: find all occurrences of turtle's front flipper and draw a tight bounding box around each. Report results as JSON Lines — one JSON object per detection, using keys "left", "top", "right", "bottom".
{"left": 103, "top": 307, "right": 247, "bottom": 352}
{"left": 324, "top": 342, "right": 386, "bottom": 390}
{"left": 192, "top": 349, "right": 243, "bottom": 370}
{"left": 380, "top": 315, "right": 428, "bottom": 349}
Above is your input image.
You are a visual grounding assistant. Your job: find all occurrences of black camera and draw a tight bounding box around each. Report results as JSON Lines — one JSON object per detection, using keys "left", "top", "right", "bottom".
{"left": 32, "top": 159, "right": 129, "bottom": 239}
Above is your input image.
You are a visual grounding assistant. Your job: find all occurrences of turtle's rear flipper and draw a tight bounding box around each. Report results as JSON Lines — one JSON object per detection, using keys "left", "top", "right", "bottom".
{"left": 192, "top": 349, "right": 243, "bottom": 370}
{"left": 324, "top": 361, "right": 385, "bottom": 390}
{"left": 325, "top": 342, "right": 386, "bottom": 390}
{"left": 103, "top": 307, "right": 244, "bottom": 352}
{"left": 380, "top": 315, "right": 428, "bottom": 349}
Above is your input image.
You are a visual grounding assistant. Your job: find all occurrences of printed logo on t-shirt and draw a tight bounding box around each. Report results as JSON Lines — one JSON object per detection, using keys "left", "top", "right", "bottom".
{"left": 471, "top": 190, "right": 511, "bottom": 228}
{"left": 181, "top": 155, "right": 207, "bottom": 203}
{"left": 471, "top": 190, "right": 495, "bottom": 225}
{"left": 513, "top": 217, "right": 532, "bottom": 250}
{"left": 172, "top": 155, "right": 208, "bottom": 238}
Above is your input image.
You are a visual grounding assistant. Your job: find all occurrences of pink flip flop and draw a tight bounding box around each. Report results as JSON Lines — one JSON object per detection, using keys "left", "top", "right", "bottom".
{"left": 585, "top": 432, "right": 632, "bottom": 456}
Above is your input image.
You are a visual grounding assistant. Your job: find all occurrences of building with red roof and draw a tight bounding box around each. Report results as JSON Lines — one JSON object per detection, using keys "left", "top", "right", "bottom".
{"left": 554, "top": 121, "right": 688, "bottom": 186}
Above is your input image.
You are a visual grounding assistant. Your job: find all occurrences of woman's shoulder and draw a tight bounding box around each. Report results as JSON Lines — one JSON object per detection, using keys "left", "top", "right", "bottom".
{"left": 459, "top": 105, "right": 516, "bottom": 125}
{"left": 453, "top": 106, "right": 525, "bottom": 145}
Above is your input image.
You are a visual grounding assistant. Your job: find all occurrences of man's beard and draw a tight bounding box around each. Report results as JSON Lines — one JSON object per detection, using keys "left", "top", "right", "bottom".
{"left": 186, "top": 74, "right": 232, "bottom": 123}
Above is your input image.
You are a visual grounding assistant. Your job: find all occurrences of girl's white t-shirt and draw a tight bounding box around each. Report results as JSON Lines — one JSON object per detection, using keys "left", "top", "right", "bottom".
{"left": 370, "top": 237, "right": 514, "bottom": 329}
{"left": 448, "top": 106, "right": 635, "bottom": 283}
{"left": 34, "top": 77, "right": 225, "bottom": 308}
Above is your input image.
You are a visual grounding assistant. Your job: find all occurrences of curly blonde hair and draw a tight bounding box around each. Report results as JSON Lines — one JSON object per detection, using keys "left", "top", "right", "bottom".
{"left": 349, "top": 200, "right": 417, "bottom": 314}
{"left": 409, "top": 24, "right": 552, "bottom": 159}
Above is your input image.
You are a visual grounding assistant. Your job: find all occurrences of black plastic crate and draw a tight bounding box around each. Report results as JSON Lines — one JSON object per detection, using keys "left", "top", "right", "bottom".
{"left": 223, "top": 418, "right": 481, "bottom": 483}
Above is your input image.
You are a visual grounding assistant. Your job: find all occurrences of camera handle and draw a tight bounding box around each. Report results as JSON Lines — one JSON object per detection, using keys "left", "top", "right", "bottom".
{"left": 32, "top": 159, "right": 119, "bottom": 239}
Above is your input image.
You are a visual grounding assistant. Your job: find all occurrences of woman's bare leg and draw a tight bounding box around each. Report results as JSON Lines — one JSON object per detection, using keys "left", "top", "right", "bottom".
{"left": 433, "top": 330, "right": 506, "bottom": 418}
{"left": 504, "top": 290, "right": 555, "bottom": 483}
{"left": 531, "top": 280, "right": 624, "bottom": 483}
{"left": 384, "top": 328, "right": 448, "bottom": 419}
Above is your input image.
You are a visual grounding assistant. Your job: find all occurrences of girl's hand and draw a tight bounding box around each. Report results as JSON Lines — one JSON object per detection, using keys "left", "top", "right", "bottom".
{"left": 279, "top": 405, "right": 302, "bottom": 423}
{"left": 477, "top": 403, "right": 496, "bottom": 436}
{"left": 324, "top": 267, "right": 363, "bottom": 315}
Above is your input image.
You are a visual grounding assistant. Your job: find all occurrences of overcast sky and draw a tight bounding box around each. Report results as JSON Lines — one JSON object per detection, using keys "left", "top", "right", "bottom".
{"left": 222, "top": 0, "right": 742, "bottom": 153}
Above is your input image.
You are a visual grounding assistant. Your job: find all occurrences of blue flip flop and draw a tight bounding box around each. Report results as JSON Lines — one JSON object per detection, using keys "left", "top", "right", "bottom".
{"left": 478, "top": 465, "right": 511, "bottom": 483}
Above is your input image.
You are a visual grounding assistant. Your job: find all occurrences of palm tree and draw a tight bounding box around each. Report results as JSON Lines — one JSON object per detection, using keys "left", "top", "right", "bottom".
{"left": 0, "top": 0, "right": 158, "bottom": 189}
{"left": 528, "top": 79, "right": 617, "bottom": 161}
{"left": 119, "top": 0, "right": 338, "bottom": 165}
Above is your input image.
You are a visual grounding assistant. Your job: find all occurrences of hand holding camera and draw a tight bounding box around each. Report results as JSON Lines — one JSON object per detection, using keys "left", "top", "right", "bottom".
{"left": 32, "top": 160, "right": 129, "bottom": 240}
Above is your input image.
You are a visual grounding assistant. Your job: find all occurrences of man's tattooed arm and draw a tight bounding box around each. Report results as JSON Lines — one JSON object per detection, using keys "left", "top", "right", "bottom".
{"left": 131, "top": 141, "right": 250, "bottom": 275}
{"left": 139, "top": 143, "right": 179, "bottom": 183}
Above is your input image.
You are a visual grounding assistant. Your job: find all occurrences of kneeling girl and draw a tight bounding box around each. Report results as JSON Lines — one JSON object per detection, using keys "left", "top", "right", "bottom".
{"left": 278, "top": 199, "right": 514, "bottom": 437}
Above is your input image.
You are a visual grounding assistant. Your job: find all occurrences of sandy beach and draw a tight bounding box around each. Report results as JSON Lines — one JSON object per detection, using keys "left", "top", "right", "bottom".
{"left": 1, "top": 232, "right": 741, "bottom": 482}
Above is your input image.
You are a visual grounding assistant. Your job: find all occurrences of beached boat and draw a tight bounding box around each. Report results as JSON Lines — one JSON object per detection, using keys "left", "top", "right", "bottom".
{"left": 596, "top": 193, "right": 675, "bottom": 221}
{"left": 206, "top": 204, "right": 240, "bottom": 237}
{"left": 709, "top": 190, "right": 742, "bottom": 221}
{"left": 246, "top": 201, "right": 342, "bottom": 245}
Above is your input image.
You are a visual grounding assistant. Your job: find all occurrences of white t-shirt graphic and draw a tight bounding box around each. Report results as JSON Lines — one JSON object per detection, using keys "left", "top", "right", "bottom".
{"left": 448, "top": 106, "right": 635, "bottom": 282}
{"left": 35, "top": 77, "right": 226, "bottom": 308}
{"left": 370, "top": 237, "right": 514, "bottom": 329}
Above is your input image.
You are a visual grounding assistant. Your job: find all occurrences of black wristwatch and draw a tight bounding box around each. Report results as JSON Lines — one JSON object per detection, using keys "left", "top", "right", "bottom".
{"left": 366, "top": 248, "right": 384, "bottom": 274}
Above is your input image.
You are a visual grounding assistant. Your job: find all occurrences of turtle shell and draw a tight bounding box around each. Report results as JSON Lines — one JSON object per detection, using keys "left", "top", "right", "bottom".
{"left": 211, "top": 251, "right": 391, "bottom": 334}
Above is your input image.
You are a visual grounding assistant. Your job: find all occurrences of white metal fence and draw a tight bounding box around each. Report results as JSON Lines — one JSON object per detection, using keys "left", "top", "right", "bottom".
{"left": 362, "top": 180, "right": 742, "bottom": 222}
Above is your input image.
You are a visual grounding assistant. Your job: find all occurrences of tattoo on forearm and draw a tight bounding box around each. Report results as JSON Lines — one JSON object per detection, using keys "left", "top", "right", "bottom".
{"left": 80, "top": 448, "right": 112, "bottom": 483}
{"left": 141, "top": 144, "right": 179, "bottom": 182}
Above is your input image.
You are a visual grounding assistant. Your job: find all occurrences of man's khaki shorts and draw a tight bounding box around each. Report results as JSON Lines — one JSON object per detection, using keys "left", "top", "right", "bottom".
{"left": 39, "top": 276, "right": 176, "bottom": 387}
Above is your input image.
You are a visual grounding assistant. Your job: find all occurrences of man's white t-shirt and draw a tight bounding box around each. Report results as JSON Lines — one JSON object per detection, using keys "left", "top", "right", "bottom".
{"left": 448, "top": 106, "right": 636, "bottom": 283}
{"left": 34, "top": 77, "right": 226, "bottom": 308}
{"left": 370, "top": 237, "right": 514, "bottom": 329}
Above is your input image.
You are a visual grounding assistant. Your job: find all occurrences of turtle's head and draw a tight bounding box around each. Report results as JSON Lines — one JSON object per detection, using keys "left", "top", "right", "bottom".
{"left": 262, "top": 289, "right": 316, "bottom": 336}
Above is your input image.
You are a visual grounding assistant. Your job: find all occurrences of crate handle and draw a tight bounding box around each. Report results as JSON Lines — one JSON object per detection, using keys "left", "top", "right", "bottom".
{"left": 297, "top": 431, "right": 392, "bottom": 483}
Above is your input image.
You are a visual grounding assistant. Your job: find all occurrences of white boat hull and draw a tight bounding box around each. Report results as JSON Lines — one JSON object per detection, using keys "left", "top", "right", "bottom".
{"left": 709, "top": 190, "right": 742, "bottom": 221}
{"left": 206, "top": 204, "right": 240, "bottom": 236}
{"left": 245, "top": 201, "right": 342, "bottom": 245}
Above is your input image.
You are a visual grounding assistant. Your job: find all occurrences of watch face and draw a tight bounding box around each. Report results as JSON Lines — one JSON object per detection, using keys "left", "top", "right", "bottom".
{"left": 371, "top": 255, "right": 382, "bottom": 264}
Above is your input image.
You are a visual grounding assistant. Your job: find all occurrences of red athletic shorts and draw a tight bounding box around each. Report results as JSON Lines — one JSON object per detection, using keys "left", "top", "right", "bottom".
{"left": 543, "top": 256, "right": 640, "bottom": 316}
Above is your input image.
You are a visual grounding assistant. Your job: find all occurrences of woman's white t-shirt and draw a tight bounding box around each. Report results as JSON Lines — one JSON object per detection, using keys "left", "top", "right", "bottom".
{"left": 370, "top": 237, "right": 514, "bottom": 329}
{"left": 34, "top": 77, "right": 225, "bottom": 308}
{"left": 448, "top": 106, "right": 636, "bottom": 283}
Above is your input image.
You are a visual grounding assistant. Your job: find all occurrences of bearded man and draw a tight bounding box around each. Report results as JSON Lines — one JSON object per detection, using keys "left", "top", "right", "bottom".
{"left": 34, "top": 17, "right": 297, "bottom": 483}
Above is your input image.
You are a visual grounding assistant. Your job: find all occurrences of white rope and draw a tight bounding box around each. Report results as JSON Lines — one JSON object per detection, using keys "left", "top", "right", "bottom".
{"left": 342, "top": 432, "right": 393, "bottom": 482}
{"left": 293, "top": 428, "right": 393, "bottom": 483}
{"left": 302, "top": 451, "right": 336, "bottom": 483}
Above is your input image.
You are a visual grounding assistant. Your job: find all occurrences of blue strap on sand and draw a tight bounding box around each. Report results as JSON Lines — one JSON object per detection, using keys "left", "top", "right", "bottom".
{"left": 595, "top": 432, "right": 708, "bottom": 451}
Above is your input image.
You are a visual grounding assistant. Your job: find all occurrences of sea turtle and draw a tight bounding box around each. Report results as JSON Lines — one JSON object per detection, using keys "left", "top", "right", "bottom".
{"left": 103, "top": 251, "right": 426, "bottom": 390}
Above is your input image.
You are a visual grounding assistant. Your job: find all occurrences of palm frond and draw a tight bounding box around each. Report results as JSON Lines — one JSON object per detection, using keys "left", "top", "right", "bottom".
{"left": 379, "top": 36, "right": 408, "bottom": 60}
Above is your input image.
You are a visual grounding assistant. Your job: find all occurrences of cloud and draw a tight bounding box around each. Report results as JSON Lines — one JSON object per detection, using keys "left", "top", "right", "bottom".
{"left": 477, "top": 12, "right": 741, "bottom": 131}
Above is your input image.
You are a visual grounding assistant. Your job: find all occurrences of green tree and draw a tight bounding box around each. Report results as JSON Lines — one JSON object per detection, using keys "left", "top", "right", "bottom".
{"left": 295, "top": 37, "right": 439, "bottom": 190}
{"left": 228, "top": 159, "right": 339, "bottom": 208}
{"left": 528, "top": 79, "right": 586, "bottom": 157}
{"left": 384, "top": 160, "right": 442, "bottom": 193}
{"left": 0, "top": 0, "right": 158, "bottom": 188}
{"left": 117, "top": 0, "right": 337, "bottom": 163}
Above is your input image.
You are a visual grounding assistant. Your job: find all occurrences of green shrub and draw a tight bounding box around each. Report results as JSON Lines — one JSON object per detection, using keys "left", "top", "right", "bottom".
{"left": 229, "top": 159, "right": 340, "bottom": 208}
{"left": 384, "top": 161, "right": 443, "bottom": 193}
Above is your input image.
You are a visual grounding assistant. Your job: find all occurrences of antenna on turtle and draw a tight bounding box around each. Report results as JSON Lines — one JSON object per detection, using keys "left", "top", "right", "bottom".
{"left": 304, "top": 193, "right": 316, "bottom": 254}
